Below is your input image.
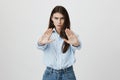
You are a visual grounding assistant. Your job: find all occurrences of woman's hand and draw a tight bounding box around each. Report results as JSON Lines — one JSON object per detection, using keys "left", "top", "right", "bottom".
{"left": 64, "top": 29, "right": 80, "bottom": 46}
{"left": 38, "top": 28, "right": 54, "bottom": 45}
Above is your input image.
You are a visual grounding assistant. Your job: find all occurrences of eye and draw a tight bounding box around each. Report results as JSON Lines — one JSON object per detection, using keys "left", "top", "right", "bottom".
{"left": 61, "top": 17, "right": 64, "bottom": 20}
{"left": 54, "top": 17, "right": 58, "bottom": 19}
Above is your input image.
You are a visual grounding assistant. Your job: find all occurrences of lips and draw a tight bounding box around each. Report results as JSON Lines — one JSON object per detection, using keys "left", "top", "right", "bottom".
{"left": 57, "top": 25, "right": 62, "bottom": 26}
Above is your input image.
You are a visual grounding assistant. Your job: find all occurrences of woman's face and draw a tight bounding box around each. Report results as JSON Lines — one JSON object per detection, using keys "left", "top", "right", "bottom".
{"left": 52, "top": 12, "right": 65, "bottom": 32}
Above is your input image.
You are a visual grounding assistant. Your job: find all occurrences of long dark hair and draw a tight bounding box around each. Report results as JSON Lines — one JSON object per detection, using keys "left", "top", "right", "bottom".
{"left": 48, "top": 5, "right": 70, "bottom": 53}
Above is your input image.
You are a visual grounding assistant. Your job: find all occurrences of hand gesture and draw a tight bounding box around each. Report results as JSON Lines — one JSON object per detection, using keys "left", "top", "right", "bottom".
{"left": 64, "top": 29, "right": 80, "bottom": 46}
{"left": 38, "top": 28, "right": 54, "bottom": 45}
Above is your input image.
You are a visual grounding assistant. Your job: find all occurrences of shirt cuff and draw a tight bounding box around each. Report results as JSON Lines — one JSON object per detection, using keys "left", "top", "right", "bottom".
{"left": 71, "top": 43, "right": 81, "bottom": 51}
{"left": 37, "top": 42, "right": 48, "bottom": 50}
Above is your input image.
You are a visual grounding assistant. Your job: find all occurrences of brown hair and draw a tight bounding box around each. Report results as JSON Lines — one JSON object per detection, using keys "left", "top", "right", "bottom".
{"left": 48, "top": 5, "right": 70, "bottom": 53}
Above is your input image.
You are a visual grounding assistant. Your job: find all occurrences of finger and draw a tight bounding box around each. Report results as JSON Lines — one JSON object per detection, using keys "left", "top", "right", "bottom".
{"left": 44, "top": 29, "right": 50, "bottom": 35}
{"left": 44, "top": 28, "right": 52, "bottom": 35}
{"left": 47, "top": 29, "right": 53, "bottom": 36}
{"left": 67, "top": 29, "right": 74, "bottom": 36}
{"left": 69, "top": 30, "right": 78, "bottom": 38}
{"left": 46, "top": 29, "right": 51, "bottom": 34}
{"left": 68, "top": 29, "right": 73, "bottom": 34}
{"left": 63, "top": 39, "right": 70, "bottom": 44}
{"left": 49, "top": 28, "right": 53, "bottom": 34}
{"left": 65, "top": 29, "right": 70, "bottom": 36}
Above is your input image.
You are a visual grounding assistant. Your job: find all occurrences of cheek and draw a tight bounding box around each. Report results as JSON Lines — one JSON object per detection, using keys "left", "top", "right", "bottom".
{"left": 53, "top": 21, "right": 57, "bottom": 25}
{"left": 62, "top": 20, "right": 64, "bottom": 24}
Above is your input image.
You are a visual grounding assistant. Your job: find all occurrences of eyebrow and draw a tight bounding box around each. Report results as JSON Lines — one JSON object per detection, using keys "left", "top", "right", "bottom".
{"left": 54, "top": 17, "right": 64, "bottom": 19}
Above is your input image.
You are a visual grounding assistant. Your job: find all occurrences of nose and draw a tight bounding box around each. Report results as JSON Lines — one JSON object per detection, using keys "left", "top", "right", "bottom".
{"left": 58, "top": 19, "right": 61, "bottom": 24}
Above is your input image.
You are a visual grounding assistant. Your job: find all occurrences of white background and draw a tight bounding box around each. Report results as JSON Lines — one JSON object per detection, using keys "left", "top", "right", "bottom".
{"left": 0, "top": 0, "right": 120, "bottom": 80}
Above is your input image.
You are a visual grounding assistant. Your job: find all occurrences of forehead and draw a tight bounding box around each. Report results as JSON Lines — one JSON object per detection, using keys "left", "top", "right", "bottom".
{"left": 52, "top": 12, "right": 64, "bottom": 17}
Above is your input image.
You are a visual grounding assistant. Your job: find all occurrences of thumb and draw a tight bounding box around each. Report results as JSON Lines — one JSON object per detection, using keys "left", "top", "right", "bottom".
{"left": 47, "top": 39, "right": 55, "bottom": 43}
{"left": 63, "top": 39, "right": 69, "bottom": 44}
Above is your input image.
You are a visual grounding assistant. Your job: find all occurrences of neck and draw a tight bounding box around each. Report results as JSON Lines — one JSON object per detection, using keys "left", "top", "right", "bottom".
{"left": 55, "top": 28, "right": 61, "bottom": 34}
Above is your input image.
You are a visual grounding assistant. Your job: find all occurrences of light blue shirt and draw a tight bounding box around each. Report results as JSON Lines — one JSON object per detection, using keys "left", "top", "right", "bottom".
{"left": 37, "top": 29, "right": 81, "bottom": 70}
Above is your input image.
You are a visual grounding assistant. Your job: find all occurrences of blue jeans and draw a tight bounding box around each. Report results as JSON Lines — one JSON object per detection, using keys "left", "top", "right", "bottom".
{"left": 42, "top": 66, "right": 76, "bottom": 80}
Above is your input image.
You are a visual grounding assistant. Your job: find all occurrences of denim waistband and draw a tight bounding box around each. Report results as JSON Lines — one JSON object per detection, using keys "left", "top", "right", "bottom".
{"left": 46, "top": 66, "right": 73, "bottom": 73}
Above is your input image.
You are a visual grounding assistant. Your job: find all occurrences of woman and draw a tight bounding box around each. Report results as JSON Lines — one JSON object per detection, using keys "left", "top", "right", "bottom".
{"left": 37, "top": 5, "right": 81, "bottom": 80}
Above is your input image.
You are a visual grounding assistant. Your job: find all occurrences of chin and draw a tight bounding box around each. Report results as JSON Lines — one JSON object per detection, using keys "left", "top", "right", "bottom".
{"left": 55, "top": 27, "right": 61, "bottom": 30}
{"left": 57, "top": 27, "right": 62, "bottom": 29}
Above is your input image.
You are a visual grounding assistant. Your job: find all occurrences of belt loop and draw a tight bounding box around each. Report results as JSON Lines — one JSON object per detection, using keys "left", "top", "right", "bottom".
{"left": 51, "top": 67, "right": 53, "bottom": 73}
{"left": 63, "top": 68, "right": 66, "bottom": 73}
{"left": 65, "top": 68, "right": 67, "bottom": 73}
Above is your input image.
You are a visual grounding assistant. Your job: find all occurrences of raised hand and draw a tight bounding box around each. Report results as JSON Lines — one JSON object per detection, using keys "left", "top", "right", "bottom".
{"left": 38, "top": 28, "right": 54, "bottom": 45}
{"left": 64, "top": 29, "right": 80, "bottom": 46}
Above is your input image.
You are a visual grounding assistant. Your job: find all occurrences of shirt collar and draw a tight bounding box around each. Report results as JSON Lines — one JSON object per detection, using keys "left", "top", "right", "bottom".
{"left": 52, "top": 28, "right": 56, "bottom": 33}
{"left": 52, "top": 28, "right": 60, "bottom": 37}
{"left": 52, "top": 28, "right": 58, "bottom": 34}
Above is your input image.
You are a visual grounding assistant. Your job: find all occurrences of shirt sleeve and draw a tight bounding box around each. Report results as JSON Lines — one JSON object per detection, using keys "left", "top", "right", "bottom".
{"left": 70, "top": 33, "right": 82, "bottom": 51}
{"left": 37, "top": 41, "right": 48, "bottom": 50}
{"left": 35, "top": 32, "right": 48, "bottom": 51}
